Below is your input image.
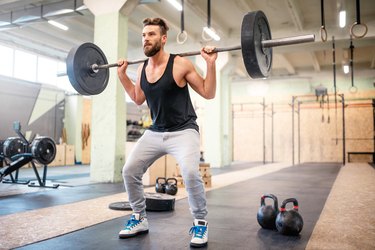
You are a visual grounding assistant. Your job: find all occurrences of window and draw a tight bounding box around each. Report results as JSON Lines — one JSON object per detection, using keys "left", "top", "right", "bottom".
{"left": 0, "top": 42, "right": 77, "bottom": 94}
{"left": 14, "top": 50, "right": 37, "bottom": 82}
{"left": 0, "top": 45, "right": 14, "bottom": 77}
{"left": 56, "top": 61, "right": 77, "bottom": 93}
{"left": 37, "top": 56, "right": 59, "bottom": 85}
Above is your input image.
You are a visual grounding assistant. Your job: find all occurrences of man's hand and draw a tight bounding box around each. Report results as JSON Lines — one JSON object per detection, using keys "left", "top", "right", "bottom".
{"left": 201, "top": 46, "right": 218, "bottom": 63}
{"left": 117, "top": 59, "right": 129, "bottom": 79}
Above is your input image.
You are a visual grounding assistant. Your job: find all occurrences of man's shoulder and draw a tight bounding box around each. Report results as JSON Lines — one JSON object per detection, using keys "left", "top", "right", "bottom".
{"left": 173, "top": 54, "right": 192, "bottom": 66}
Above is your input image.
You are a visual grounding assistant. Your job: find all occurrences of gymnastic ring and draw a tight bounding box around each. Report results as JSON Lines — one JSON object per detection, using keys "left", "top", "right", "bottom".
{"left": 350, "top": 22, "right": 368, "bottom": 39}
{"left": 320, "top": 26, "right": 327, "bottom": 42}
{"left": 349, "top": 85, "right": 358, "bottom": 93}
{"left": 176, "top": 30, "right": 188, "bottom": 44}
{"left": 202, "top": 29, "right": 213, "bottom": 42}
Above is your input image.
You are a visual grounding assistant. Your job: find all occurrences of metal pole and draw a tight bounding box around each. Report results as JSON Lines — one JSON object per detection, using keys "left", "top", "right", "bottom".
{"left": 232, "top": 106, "right": 235, "bottom": 162}
{"left": 340, "top": 94, "right": 346, "bottom": 165}
{"left": 263, "top": 97, "right": 266, "bottom": 164}
{"left": 271, "top": 103, "right": 274, "bottom": 163}
{"left": 350, "top": 37, "right": 355, "bottom": 89}
{"left": 298, "top": 101, "right": 301, "bottom": 164}
{"left": 373, "top": 99, "right": 375, "bottom": 157}
{"left": 292, "top": 96, "right": 296, "bottom": 165}
{"left": 333, "top": 37, "right": 337, "bottom": 106}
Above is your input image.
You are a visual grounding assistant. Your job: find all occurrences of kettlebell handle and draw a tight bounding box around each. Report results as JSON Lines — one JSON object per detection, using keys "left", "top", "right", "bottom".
{"left": 166, "top": 177, "right": 177, "bottom": 185}
{"left": 260, "top": 194, "right": 278, "bottom": 209}
{"left": 156, "top": 177, "right": 167, "bottom": 184}
{"left": 280, "top": 198, "right": 299, "bottom": 212}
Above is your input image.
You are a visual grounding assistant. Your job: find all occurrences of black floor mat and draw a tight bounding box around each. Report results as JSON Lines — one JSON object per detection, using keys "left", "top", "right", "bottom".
{"left": 14, "top": 163, "right": 341, "bottom": 250}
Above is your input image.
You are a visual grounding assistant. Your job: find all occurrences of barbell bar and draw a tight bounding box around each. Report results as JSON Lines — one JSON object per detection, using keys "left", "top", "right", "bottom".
{"left": 66, "top": 11, "right": 315, "bottom": 95}
{"left": 91, "top": 34, "right": 314, "bottom": 72}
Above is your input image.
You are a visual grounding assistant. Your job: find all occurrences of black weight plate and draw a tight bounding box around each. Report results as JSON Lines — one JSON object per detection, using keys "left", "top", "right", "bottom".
{"left": 241, "top": 11, "right": 272, "bottom": 78}
{"left": 30, "top": 137, "right": 56, "bottom": 165}
{"left": 108, "top": 193, "right": 176, "bottom": 212}
{"left": 3, "top": 137, "right": 25, "bottom": 158}
{"left": 145, "top": 192, "right": 175, "bottom": 211}
{"left": 108, "top": 201, "right": 132, "bottom": 211}
{"left": 66, "top": 42, "right": 109, "bottom": 95}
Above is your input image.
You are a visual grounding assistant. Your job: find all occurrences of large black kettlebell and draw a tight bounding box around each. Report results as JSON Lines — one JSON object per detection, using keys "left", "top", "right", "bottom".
{"left": 276, "top": 198, "right": 304, "bottom": 236}
{"left": 165, "top": 177, "right": 178, "bottom": 195}
{"left": 155, "top": 177, "right": 167, "bottom": 193}
{"left": 257, "top": 194, "right": 279, "bottom": 230}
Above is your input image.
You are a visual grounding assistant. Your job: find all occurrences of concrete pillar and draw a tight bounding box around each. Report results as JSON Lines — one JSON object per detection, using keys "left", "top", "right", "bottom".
{"left": 64, "top": 95, "right": 83, "bottom": 162}
{"left": 220, "top": 63, "right": 234, "bottom": 166}
{"left": 195, "top": 52, "right": 230, "bottom": 168}
{"left": 84, "top": 0, "right": 138, "bottom": 182}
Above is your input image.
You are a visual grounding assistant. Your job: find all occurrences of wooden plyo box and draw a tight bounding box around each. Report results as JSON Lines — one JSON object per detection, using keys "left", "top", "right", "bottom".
{"left": 175, "top": 176, "right": 184, "bottom": 188}
{"left": 65, "top": 145, "right": 75, "bottom": 165}
{"left": 202, "top": 176, "right": 212, "bottom": 188}
{"left": 199, "top": 164, "right": 211, "bottom": 177}
{"left": 49, "top": 144, "right": 65, "bottom": 166}
{"left": 173, "top": 162, "right": 212, "bottom": 188}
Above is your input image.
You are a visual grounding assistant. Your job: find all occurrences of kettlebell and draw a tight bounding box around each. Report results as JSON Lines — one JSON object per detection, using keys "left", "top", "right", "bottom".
{"left": 257, "top": 194, "right": 279, "bottom": 230}
{"left": 165, "top": 177, "right": 178, "bottom": 195}
{"left": 276, "top": 198, "right": 304, "bottom": 236}
{"left": 155, "top": 177, "right": 167, "bottom": 193}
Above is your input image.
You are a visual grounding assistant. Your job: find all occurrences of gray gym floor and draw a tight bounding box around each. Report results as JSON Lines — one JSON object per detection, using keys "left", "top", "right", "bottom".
{"left": 0, "top": 162, "right": 348, "bottom": 250}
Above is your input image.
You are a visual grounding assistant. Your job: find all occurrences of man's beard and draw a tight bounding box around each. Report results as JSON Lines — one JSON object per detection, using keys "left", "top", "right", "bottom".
{"left": 144, "top": 41, "right": 161, "bottom": 57}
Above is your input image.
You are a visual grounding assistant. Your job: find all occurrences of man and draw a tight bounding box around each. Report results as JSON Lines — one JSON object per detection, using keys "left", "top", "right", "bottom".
{"left": 117, "top": 17, "right": 217, "bottom": 248}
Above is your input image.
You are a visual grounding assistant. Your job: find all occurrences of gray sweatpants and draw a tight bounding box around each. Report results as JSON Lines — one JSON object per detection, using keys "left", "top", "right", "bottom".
{"left": 122, "top": 128, "right": 207, "bottom": 219}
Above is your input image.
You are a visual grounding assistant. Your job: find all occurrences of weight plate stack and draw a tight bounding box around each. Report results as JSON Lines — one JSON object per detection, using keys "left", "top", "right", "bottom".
{"left": 30, "top": 136, "right": 57, "bottom": 165}
{"left": 3, "top": 137, "right": 25, "bottom": 159}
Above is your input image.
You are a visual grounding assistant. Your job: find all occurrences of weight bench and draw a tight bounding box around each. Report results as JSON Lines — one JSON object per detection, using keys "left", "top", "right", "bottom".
{"left": 0, "top": 154, "right": 33, "bottom": 182}
{"left": 347, "top": 152, "right": 375, "bottom": 163}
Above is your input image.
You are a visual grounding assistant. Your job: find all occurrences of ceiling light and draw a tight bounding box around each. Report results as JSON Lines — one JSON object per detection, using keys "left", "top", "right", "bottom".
{"left": 343, "top": 64, "right": 349, "bottom": 74}
{"left": 48, "top": 20, "right": 69, "bottom": 31}
{"left": 203, "top": 27, "right": 220, "bottom": 41}
{"left": 339, "top": 10, "right": 346, "bottom": 28}
{"left": 167, "top": 0, "right": 182, "bottom": 11}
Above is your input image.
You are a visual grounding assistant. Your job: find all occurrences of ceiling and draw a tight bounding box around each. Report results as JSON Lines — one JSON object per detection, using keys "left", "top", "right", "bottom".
{"left": 0, "top": 0, "right": 374, "bottom": 83}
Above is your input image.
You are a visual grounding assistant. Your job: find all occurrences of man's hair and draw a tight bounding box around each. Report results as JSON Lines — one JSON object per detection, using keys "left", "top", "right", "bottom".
{"left": 143, "top": 18, "right": 169, "bottom": 35}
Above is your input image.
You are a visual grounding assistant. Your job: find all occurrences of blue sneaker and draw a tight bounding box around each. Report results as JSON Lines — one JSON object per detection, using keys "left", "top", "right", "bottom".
{"left": 189, "top": 219, "right": 208, "bottom": 247}
{"left": 119, "top": 213, "right": 149, "bottom": 238}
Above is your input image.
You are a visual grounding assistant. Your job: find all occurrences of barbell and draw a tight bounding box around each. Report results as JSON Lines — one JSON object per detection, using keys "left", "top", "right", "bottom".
{"left": 66, "top": 11, "right": 315, "bottom": 96}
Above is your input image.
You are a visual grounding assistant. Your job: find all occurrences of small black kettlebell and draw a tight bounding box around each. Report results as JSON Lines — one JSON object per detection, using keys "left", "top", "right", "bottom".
{"left": 155, "top": 177, "right": 167, "bottom": 193}
{"left": 257, "top": 194, "right": 279, "bottom": 230}
{"left": 165, "top": 177, "right": 178, "bottom": 195}
{"left": 276, "top": 198, "right": 304, "bottom": 236}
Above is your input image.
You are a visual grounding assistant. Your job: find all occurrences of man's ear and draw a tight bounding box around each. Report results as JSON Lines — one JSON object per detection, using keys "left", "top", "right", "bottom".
{"left": 162, "top": 34, "right": 167, "bottom": 44}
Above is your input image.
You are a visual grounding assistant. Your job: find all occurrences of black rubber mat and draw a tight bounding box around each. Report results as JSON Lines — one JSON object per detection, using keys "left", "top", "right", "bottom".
{"left": 15, "top": 163, "right": 341, "bottom": 250}
{"left": 0, "top": 183, "right": 125, "bottom": 216}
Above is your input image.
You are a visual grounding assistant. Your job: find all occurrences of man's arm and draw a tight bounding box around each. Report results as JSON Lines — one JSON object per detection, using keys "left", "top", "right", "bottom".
{"left": 117, "top": 60, "right": 146, "bottom": 105}
{"left": 183, "top": 47, "right": 218, "bottom": 100}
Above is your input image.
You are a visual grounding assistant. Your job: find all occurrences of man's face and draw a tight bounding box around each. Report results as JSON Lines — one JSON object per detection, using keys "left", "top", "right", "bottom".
{"left": 142, "top": 25, "right": 166, "bottom": 57}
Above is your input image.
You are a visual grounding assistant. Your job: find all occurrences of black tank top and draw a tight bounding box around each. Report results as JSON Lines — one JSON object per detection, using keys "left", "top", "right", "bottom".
{"left": 140, "top": 54, "right": 199, "bottom": 132}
